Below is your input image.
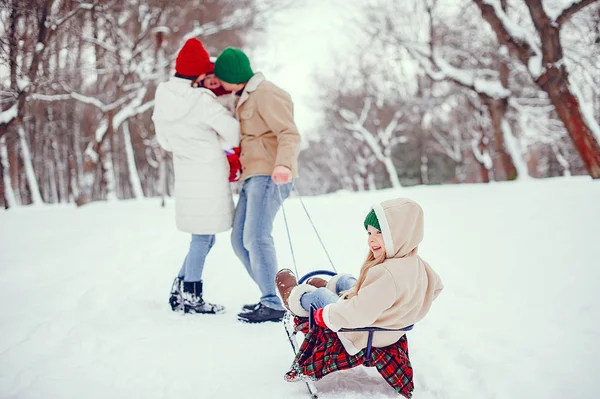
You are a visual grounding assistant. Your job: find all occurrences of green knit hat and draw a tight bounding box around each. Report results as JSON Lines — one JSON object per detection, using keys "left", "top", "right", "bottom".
{"left": 364, "top": 209, "right": 380, "bottom": 231}
{"left": 214, "top": 47, "right": 254, "bottom": 84}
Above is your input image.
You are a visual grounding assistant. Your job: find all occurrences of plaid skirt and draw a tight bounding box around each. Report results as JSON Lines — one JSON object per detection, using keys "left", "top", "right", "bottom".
{"left": 285, "top": 318, "right": 414, "bottom": 398}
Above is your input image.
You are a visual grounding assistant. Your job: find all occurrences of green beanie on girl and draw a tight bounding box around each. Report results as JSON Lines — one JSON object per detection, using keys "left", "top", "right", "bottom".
{"left": 364, "top": 209, "right": 380, "bottom": 231}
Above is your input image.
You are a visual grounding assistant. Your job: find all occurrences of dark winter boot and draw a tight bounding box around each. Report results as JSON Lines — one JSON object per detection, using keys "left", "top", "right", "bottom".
{"left": 237, "top": 303, "right": 285, "bottom": 323}
{"left": 182, "top": 281, "right": 225, "bottom": 314}
{"left": 169, "top": 277, "right": 183, "bottom": 312}
{"left": 241, "top": 303, "right": 260, "bottom": 312}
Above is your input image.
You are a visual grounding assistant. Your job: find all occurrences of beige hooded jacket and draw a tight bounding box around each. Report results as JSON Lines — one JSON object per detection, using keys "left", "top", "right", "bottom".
{"left": 322, "top": 198, "right": 444, "bottom": 355}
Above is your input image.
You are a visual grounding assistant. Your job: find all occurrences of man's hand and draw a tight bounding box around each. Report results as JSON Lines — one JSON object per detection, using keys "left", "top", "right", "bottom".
{"left": 272, "top": 165, "right": 292, "bottom": 185}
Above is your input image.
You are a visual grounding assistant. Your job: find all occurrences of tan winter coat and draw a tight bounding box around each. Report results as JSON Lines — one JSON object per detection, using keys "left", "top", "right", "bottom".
{"left": 235, "top": 73, "right": 301, "bottom": 180}
{"left": 322, "top": 198, "right": 444, "bottom": 355}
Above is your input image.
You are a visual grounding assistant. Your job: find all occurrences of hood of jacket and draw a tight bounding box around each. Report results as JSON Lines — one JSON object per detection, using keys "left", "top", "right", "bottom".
{"left": 371, "top": 198, "right": 424, "bottom": 259}
{"left": 153, "top": 77, "right": 216, "bottom": 122}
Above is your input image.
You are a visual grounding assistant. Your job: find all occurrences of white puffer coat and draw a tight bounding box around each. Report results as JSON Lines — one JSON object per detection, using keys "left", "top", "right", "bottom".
{"left": 152, "top": 77, "right": 240, "bottom": 234}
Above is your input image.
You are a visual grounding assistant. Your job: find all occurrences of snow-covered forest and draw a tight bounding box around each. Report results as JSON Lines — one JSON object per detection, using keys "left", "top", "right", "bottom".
{"left": 1, "top": 0, "right": 599, "bottom": 207}
{"left": 1, "top": 2, "right": 600, "bottom": 398}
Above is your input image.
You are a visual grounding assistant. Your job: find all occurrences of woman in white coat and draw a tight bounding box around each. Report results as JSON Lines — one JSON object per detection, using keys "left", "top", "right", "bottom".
{"left": 152, "top": 38, "right": 240, "bottom": 314}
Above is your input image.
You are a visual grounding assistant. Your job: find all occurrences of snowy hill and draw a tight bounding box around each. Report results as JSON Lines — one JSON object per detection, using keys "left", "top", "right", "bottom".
{"left": 1, "top": 177, "right": 599, "bottom": 399}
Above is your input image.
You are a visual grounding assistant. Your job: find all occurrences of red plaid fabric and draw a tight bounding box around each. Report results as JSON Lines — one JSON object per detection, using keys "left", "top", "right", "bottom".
{"left": 286, "top": 318, "right": 414, "bottom": 398}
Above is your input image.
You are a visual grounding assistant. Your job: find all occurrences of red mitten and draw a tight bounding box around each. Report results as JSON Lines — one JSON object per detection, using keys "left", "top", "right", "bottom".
{"left": 313, "top": 307, "right": 327, "bottom": 328}
{"left": 225, "top": 147, "right": 241, "bottom": 182}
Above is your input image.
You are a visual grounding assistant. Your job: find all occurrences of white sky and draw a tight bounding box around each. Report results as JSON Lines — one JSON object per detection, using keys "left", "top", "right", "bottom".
{"left": 249, "top": 0, "right": 364, "bottom": 138}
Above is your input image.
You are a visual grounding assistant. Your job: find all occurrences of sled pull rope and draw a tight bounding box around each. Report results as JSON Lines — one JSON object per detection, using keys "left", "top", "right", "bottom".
{"left": 294, "top": 187, "right": 337, "bottom": 273}
{"left": 278, "top": 185, "right": 299, "bottom": 277}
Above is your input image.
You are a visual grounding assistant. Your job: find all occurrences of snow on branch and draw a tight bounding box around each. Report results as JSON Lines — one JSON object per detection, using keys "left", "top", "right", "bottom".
{"left": 399, "top": 36, "right": 510, "bottom": 99}
{"left": 339, "top": 101, "right": 387, "bottom": 163}
{"left": 49, "top": 1, "right": 101, "bottom": 30}
{"left": 95, "top": 118, "right": 109, "bottom": 143}
{"left": 84, "top": 141, "right": 100, "bottom": 164}
{"left": 482, "top": 0, "right": 541, "bottom": 51}
{"left": 432, "top": 129, "right": 462, "bottom": 161}
{"left": 112, "top": 88, "right": 149, "bottom": 131}
{"left": 339, "top": 109, "right": 357, "bottom": 125}
{"left": 99, "top": 13, "right": 135, "bottom": 49}
{"left": 135, "top": 100, "right": 155, "bottom": 115}
{"left": 475, "top": 0, "right": 542, "bottom": 68}
{"left": 434, "top": 56, "right": 511, "bottom": 98}
{"left": 380, "top": 110, "right": 404, "bottom": 144}
{"left": 182, "top": 13, "right": 252, "bottom": 43}
{"left": 82, "top": 36, "right": 119, "bottom": 54}
{"left": 554, "top": 0, "right": 599, "bottom": 26}
{"left": 31, "top": 91, "right": 139, "bottom": 114}
{"left": 471, "top": 135, "right": 493, "bottom": 169}
{"left": 69, "top": 92, "right": 108, "bottom": 110}
{"left": 390, "top": 135, "right": 409, "bottom": 147}
{"left": 0, "top": 104, "right": 19, "bottom": 125}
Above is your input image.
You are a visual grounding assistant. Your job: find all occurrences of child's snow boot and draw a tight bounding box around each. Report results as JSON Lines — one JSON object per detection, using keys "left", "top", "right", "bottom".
{"left": 276, "top": 269, "right": 316, "bottom": 317}
{"left": 276, "top": 269, "right": 298, "bottom": 309}
{"left": 182, "top": 281, "right": 225, "bottom": 314}
{"left": 306, "top": 277, "right": 327, "bottom": 288}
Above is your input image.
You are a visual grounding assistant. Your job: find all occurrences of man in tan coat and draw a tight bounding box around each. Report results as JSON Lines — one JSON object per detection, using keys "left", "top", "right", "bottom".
{"left": 214, "top": 47, "right": 301, "bottom": 323}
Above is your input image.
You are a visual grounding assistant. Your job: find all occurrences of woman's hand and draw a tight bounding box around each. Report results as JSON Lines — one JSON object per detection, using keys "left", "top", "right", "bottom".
{"left": 272, "top": 165, "right": 292, "bottom": 185}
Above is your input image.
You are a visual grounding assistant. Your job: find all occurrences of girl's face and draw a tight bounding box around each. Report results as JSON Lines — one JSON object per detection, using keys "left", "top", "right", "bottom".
{"left": 203, "top": 73, "right": 221, "bottom": 90}
{"left": 367, "top": 225, "right": 385, "bottom": 258}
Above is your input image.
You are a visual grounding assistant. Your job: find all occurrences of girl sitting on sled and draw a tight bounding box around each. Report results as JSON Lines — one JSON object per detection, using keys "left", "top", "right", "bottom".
{"left": 276, "top": 197, "right": 443, "bottom": 398}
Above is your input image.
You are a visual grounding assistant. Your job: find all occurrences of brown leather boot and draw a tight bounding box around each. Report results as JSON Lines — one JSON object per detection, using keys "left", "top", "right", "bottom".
{"left": 275, "top": 269, "right": 298, "bottom": 309}
{"left": 306, "top": 277, "right": 327, "bottom": 288}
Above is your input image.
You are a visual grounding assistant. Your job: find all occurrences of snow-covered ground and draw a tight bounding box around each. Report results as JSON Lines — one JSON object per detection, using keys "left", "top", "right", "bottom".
{"left": 1, "top": 177, "right": 599, "bottom": 399}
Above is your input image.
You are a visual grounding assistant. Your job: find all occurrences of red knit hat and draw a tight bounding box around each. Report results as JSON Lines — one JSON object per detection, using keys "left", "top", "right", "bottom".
{"left": 175, "top": 38, "right": 212, "bottom": 77}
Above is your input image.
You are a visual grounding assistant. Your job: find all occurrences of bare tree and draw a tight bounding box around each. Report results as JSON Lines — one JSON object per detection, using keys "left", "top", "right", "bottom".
{"left": 472, "top": 0, "right": 600, "bottom": 178}
{"left": 385, "top": 0, "right": 528, "bottom": 180}
{"left": 0, "top": 0, "right": 100, "bottom": 138}
{"left": 1, "top": 0, "right": 287, "bottom": 208}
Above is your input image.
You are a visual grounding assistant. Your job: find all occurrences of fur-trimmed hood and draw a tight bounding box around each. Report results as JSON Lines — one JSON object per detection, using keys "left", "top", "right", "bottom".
{"left": 371, "top": 198, "right": 424, "bottom": 259}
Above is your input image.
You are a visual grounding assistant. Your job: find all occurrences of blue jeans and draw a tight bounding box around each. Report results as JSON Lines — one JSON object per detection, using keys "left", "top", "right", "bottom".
{"left": 231, "top": 176, "right": 294, "bottom": 310}
{"left": 177, "top": 235, "right": 216, "bottom": 282}
{"left": 300, "top": 274, "right": 357, "bottom": 311}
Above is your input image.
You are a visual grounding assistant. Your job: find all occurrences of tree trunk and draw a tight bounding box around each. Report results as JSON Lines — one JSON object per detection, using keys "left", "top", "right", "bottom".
{"left": 472, "top": 124, "right": 491, "bottom": 183}
{"left": 17, "top": 126, "right": 43, "bottom": 205}
{"left": 539, "top": 68, "right": 600, "bottom": 178}
{"left": 483, "top": 95, "right": 517, "bottom": 180}
{"left": 123, "top": 121, "right": 144, "bottom": 199}
{"left": 501, "top": 119, "right": 530, "bottom": 180}
{"left": 551, "top": 142, "right": 571, "bottom": 177}
{"left": 367, "top": 174, "right": 377, "bottom": 190}
{"left": 69, "top": 103, "right": 83, "bottom": 203}
{"left": 0, "top": 136, "right": 17, "bottom": 209}
{"left": 101, "top": 139, "right": 117, "bottom": 202}
{"left": 0, "top": 142, "right": 6, "bottom": 209}
{"left": 157, "top": 148, "right": 167, "bottom": 207}
{"left": 382, "top": 156, "right": 402, "bottom": 189}
{"left": 421, "top": 154, "right": 429, "bottom": 184}
{"left": 77, "top": 111, "right": 114, "bottom": 205}
{"left": 478, "top": 152, "right": 490, "bottom": 183}
{"left": 536, "top": 12, "right": 600, "bottom": 177}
